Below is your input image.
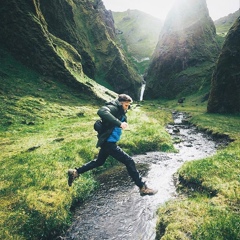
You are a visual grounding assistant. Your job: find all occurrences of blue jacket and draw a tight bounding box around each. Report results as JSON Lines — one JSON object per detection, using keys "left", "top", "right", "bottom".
{"left": 107, "top": 116, "right": 125, "bottom": 142}
{"left": 96, "top": 100, "right": 127, "bottom": 147}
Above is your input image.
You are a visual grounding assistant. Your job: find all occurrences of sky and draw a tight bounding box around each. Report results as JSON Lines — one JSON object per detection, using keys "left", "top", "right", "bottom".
{"left": 102, "top": 0, "right": 240, "bottom": 21}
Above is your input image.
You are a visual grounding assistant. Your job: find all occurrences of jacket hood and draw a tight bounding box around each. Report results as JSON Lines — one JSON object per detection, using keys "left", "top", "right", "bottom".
{"left": 105, "top": 99, "right": 122, "bottom": 108}
{"left": 106, "top": 99, "right": 126, "bottom": 114}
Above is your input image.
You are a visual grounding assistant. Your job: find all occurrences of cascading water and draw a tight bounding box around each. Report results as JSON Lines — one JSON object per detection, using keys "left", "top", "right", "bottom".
{"left": 139, "top": 82, "right": 146, "bottom": 101}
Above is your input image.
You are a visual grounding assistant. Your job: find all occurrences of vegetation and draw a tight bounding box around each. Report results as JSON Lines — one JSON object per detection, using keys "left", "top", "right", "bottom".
{"left": 1, "top": 10, "right": 239, "bottom": 239}
{"left": 155, "top": 96, "right": 240, "bottom": 240}
{"left": 213, "top": 10, "right": 239, "bottom": 48}
{"left": 215, "top": 10, "right": 239, "bottom": 37}
{"left": 0, "top": 48, "right": 174, "bottom": 239}
{"left": 113, "top": 10, "right": 162, "bottom": 75}
{"left": 2, "top": 49, "right": 239, "bottom": 239}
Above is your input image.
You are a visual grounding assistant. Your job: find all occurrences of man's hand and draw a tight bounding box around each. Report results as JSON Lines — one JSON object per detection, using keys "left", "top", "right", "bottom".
{"left": 120, "top": 122, "right": 128, "bottom": 130}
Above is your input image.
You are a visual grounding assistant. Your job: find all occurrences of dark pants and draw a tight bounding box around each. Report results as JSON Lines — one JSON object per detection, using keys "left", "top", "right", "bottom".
{"left": 76, "top": 142, "right": 144, "bottom": 188}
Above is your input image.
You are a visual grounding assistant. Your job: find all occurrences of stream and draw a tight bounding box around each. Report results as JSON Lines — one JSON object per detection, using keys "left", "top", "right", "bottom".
{"left": 63, "top": 111, "right": 227, "bottom": 240}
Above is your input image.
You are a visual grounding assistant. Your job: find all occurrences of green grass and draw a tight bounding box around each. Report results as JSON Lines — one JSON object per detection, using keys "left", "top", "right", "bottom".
{"left": 0, "top": 103, "right": 173, "bottom": 239}
{"left": 0, "top": 48, "right": 174, "bottom": 239}
{"left": 120, "top": 104, "right": 174, "bottom": 154}
{"left": 1, "top": 46, "right": 240, "bottom": 239}
{"left": 155, "top": 98, "right": 240, "bottom": 240}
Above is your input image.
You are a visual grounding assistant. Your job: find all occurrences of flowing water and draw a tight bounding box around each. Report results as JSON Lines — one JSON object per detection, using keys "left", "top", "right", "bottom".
{"left": 139, "top": 83, "right": 146, "bottom": 101}
{"left": 63, "top": 112, "right": 227, "bottom": 240}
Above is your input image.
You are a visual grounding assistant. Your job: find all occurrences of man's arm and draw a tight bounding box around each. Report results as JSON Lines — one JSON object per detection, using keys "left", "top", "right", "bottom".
{"left": 97, "top": 106, "right": 122, "bottom": 127}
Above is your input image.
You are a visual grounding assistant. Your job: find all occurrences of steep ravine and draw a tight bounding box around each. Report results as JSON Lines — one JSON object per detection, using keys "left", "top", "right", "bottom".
{"left": 63, "top": 112, "right": 228, "bottom": 240}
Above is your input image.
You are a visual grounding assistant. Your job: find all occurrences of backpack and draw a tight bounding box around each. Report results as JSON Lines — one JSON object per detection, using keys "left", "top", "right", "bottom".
{"left": 93, "top": 119, "right": 103, "bottom": 133}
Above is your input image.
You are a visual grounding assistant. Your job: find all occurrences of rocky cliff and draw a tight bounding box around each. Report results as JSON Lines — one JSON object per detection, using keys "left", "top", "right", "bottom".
{"left": 215, "top": 10, "right": 240, "bottom": 37}
{"left": 0, "top": 0, "right": 141, "bottom": 99}
{"left": 144, "top": 0, "right": 220, "bottom": 99}
{"left": 207, "top": 17, "right": 240, "bottom": 113}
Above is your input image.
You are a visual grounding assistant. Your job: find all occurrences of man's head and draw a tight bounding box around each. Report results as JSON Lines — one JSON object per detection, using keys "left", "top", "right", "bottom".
{"left": 118, "top": 94, "right": 133, "bottom": 111}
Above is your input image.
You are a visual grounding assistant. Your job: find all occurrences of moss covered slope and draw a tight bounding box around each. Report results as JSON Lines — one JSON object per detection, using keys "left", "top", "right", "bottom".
{"left": 145, "top": 0, "right": 220, "bottom": 99}
{"left": 0, "top": 0, "right": 141, "bottom": 99}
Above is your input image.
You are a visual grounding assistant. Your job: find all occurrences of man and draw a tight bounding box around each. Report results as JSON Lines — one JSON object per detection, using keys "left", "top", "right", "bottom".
{"left": 68, "top": 94, "right": 157, "bottom": 196}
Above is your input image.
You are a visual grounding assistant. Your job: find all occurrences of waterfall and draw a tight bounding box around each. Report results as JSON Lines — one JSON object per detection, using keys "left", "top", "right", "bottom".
{"left": 140, "top": 83, "right": 146, "bottom": 101}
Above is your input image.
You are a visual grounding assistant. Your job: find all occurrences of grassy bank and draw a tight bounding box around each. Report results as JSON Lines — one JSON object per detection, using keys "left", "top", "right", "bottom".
{"left": 0, "top": 50, "right": 174, "bottom": 239}
{"left": 155, "top": 98, "right": 240, "bottom": 239}
{"left": 1, "top": 47, "right": 239, "bottom": 239}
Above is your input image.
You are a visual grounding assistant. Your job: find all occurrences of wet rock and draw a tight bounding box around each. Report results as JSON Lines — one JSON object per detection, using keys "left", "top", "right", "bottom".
{"left": 53, "top": 137, "right": 65, "bottom": 142}
{"left": 184, "top": 143, "right": 193, "bottom": 147}
{"left": 21, "top": 120, "right": 35, "bottom": 125}
{"left": 27, "top": 145, "right": 40, "bottom": 152}
{"left": 178, "top": 97, "right": 185, "bottom": 103}
{"left": 172, "top": 127, "right": 180, "bottom": 133}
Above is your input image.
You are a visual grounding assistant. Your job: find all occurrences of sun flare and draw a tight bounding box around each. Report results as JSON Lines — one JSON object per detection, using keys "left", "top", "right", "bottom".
{"left": 102, "top": 0, "right": 240, "bottom": 20}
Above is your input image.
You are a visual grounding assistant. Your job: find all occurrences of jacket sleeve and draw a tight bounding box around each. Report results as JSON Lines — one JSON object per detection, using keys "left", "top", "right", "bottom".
{"left": 97, "top": 106, "right": 122, "bottom": 127}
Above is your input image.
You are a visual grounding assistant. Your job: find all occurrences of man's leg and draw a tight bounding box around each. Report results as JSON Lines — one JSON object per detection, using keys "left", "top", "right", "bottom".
{"left": 106, "top": 142, "right": 144, "bottom": 188}
{"left": 76, "top": 146, "right": 109, "bottom": 174}
{"left": 68, "top": 145, "right": 109, "bottom": 186}
{"left": 106, "top": 142, "right": 158, "bottom": 196}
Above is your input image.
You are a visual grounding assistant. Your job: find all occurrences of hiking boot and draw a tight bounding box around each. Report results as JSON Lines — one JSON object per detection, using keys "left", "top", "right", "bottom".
{"left": 139, "top": 183, "right": 158, "bottom": 196}
{"left": 68, "top": 169, "right": 79, "bottom": 186}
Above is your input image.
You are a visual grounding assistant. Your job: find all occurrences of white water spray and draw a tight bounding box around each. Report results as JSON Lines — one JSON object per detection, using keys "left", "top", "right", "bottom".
{"left": 140, "top": 82, "right": 146, "bottom": 101}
